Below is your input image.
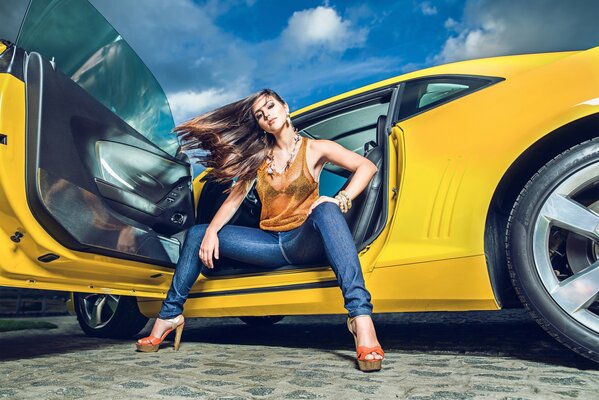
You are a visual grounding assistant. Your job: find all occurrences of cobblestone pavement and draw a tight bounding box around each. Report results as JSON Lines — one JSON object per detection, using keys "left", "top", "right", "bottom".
{"left": 1, "top": 310, "right": 598, "bottom": 399}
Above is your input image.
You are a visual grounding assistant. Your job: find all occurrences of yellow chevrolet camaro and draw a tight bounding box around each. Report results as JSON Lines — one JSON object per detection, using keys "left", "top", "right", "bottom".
{"left": 1, "top": 0, "right": 598, "bottom": 363}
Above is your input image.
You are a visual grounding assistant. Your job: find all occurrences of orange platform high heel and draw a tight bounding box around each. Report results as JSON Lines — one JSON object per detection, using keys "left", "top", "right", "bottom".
{"left": 347, "top": 316, "right": 384, "bottom": 372}
{"left": 135, "top": 315, "right": 185, "bottom": 352}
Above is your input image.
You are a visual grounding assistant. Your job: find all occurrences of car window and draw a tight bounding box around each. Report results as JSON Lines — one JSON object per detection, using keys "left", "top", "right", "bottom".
{"left": 0, "top": 1, "right": 28, "bottom": 43}
{"left": 302, "top": 100, "right": 389, "bottom": 154}
{"left": 300, "top": 97, "right": 390, "bottom": 196}
{"left": 398, "top": 76, "right": 492, "bottom": 121}
{"left": 16, "top": 0, "right": 177, "bottom": 156}
{"left": 418, "top": 83, "right": 469, "bottom": 108}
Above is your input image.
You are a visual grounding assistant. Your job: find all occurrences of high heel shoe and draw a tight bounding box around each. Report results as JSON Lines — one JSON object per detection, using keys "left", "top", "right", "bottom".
{"left": 135, "top": 315, "right": 185, "bottom": 352}
{"left": 347, "top": 316, "right": 384, "bottom": 372}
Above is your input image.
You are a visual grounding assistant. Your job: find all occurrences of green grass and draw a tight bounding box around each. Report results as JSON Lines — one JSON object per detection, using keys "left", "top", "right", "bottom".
{"left": 0, "top": 319, "right": 58, "bottom": 332}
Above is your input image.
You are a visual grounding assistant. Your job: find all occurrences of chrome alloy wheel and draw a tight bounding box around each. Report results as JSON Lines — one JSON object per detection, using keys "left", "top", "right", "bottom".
{"left": 78, "top": 293, "right": 121, "bottom": 330}
{"left": 74, "top": 292, "right": 148, "bottom": 338}
{"left": 533, "top": 162, "right": 599, "bottom": 334}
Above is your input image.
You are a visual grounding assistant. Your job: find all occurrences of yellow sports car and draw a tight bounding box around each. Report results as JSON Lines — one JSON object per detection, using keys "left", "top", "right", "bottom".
{"left": 1, "top": 0, "right": 598, "bottom": 363}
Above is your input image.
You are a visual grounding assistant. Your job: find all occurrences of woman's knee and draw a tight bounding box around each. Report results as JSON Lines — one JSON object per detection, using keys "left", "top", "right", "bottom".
{"left": 312, "top": 201, "right": 343, "bottom": 218}
{"left": 310, "top": 201, "right": 347, "bottom": 227}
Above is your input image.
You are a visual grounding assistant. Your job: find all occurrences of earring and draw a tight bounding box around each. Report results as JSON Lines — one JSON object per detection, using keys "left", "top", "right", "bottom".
{"left": 286, "top": 112, "right": 293, "bottom": 127}
{"left": 261, "top": 131, "right": 268, "bottom": 144}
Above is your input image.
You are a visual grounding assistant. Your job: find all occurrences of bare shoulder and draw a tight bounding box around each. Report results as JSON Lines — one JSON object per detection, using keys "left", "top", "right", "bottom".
{"left": 307, "top": 138, "right": 342, "bottom": 163}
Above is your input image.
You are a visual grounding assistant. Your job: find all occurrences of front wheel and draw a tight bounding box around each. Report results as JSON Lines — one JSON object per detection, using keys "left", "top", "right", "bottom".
{"left": 74, "top": 293, "right": 148, "bottom": 338}
{"left": 506, "top": 138, "right": 599, "bottom": 363}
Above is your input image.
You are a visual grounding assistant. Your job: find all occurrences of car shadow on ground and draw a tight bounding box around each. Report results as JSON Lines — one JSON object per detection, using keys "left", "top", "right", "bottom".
{"left": 175, "top": 311, "right": 599, "bottom": 370}
{"left": 0, "top": 330, "right": 126, "bottom": 361}
{"left": 1, "top": 310, "right": 597, "bottom": 370}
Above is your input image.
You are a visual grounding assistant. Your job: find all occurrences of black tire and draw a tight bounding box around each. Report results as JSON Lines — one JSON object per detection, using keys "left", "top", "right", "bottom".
{"left": 74, "top": 293, "right": 148, "bottom": 339}
{"left": 506, "top": 138, "right": 599, "bottom": 363}
{"left": 239, "top": 316, "right": 285, "bottom": 326}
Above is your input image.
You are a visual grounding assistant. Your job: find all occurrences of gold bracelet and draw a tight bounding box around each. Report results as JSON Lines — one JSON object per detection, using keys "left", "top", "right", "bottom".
{"left": 335, "top": 191, "right": 351, "bottom": 213}
{"left": 335, "top": 196, "right": 345, "bottom": 213}
{"left": 337, "top": 190, "right": 352, "bottom": 211}
{"left": 334, "top": 194, "right": 345, "bottom": 213}
{"left": 340, "top": 194, "right": 348, "bottom": 213}
{"left": 344, "top": 191, "right": 352, "bottom": 210}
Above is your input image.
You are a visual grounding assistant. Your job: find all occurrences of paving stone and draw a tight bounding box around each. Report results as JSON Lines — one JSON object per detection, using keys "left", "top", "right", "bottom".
{"left": 119, "top": 381, "right": 151, "bottom": 389}
{"left": 409, "top": 369, "right": 452, "bottom": 377}
{"left": 202, "top": 368, "right": 237, "bottom": 375}
{"left": 0, "top": 389, "right": 17, "bottom": 398}
{"left": 1, "top": 311, "right": 598, "bottom": 399}
{"left": 287, "top": 378, "right": 328, "bottom": 388}
{"left": 554, "top": 390, "right": 580, "bottom": 398}
{"left": 539, "top": 376, "right": 586, "bottom": 386}
{"left": 51, "top": 387, "right": 87, "bottom": 398}
{"left": 283, "top": 389, "right": 321, "bottom": 399}
{"left": 157, "top": 386, "right": 210, "bottom": 398}
{"left": 244, "top": 386, "right": 275, "bottom": 396}
{"left": 475, "top": 373, "right": 523, "bottom": 381}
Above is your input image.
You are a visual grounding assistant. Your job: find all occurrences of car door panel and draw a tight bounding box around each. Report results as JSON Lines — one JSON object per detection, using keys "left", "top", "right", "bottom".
{"left": 24, "top": 51, "right": 193, "bottom": 266}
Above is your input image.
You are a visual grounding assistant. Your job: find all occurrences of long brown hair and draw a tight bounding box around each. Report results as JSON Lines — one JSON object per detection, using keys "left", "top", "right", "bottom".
{"left": 175, "top": 89, "right": 284, "bottom": 192}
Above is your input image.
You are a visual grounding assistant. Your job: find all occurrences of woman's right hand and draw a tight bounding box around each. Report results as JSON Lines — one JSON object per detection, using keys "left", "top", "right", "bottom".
{"left": 199, "top": 227, "right": 219, "bottom": 269}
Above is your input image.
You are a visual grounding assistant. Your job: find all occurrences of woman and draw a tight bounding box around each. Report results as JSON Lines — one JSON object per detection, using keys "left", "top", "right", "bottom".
{"left": 135, "top": 89, "right": 384, "bottom": 371}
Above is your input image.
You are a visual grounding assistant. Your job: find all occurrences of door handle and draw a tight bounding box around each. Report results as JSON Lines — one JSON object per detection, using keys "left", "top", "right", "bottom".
{"left": 95, "top": 178, "right": 165, "bottom": 216}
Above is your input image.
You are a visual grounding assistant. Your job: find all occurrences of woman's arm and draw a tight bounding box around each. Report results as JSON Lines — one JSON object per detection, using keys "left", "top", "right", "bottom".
{"left": 310, "top": 139, "right": 378, "bottom": 207}
{"left": 200, "top": 179, "right": 253, "bottom": 268}
{"left": 206, "top": 180, "right": 253, "bottom": 234}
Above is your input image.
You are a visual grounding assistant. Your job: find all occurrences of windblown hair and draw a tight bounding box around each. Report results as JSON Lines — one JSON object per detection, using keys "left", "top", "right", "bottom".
{"left": 175, "top": 89, "right": 284, "bottom": 192}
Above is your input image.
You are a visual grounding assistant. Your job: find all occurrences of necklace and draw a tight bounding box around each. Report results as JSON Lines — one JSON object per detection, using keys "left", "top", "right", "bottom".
{"left": 266, "top": 132, "right": 301, "bottom": 176}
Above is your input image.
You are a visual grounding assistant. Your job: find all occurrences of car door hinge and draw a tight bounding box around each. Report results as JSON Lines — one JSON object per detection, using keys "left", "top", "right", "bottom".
{"left": 10, "top": 231, "right": 24, "bottom": 243}
{"left": 391, "top": 187, "right": 398, "bottom": 199}
{"left": 359, "top": 245, "right": 371, "bottom": 255}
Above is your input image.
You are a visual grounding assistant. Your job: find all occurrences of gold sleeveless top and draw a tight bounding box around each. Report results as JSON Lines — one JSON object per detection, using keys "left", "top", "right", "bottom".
{"left": 256, "top": 136, "right": 319, "bottom": 231}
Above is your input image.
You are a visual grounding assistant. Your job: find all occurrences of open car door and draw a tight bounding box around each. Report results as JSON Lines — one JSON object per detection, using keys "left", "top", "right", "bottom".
{"left": 0, "top": 0, "right": 194, "bottom": 297}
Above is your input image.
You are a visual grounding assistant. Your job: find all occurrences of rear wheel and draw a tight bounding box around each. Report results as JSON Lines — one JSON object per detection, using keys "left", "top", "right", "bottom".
{"left": 74, "top": 293, "right": 148, "bottom": 338}
{"left": 506, "top": 138, "right": 599, "bottom": 363}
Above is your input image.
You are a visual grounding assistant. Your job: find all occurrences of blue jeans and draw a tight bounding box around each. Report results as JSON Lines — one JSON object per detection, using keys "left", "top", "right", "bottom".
{"left": 159, "top": 202, "right": 373, "bottom": 319}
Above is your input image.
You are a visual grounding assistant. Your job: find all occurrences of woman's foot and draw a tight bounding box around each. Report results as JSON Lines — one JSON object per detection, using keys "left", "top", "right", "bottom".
{"left": 149, "top": 317, "right": 182, "bottom": 339}
{"left": 135, "top": 315, "right": 185, "bottom": 352}
{"left": 347, "top": 315, "right": 384, "bottom": 371}
{"left": 349, "top": 315, "right": 383, "bottom": 360}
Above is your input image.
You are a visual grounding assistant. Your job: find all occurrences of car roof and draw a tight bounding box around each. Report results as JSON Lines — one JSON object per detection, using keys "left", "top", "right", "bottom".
{"left": 295, "top": 50, "right": 582, "bottom": 115}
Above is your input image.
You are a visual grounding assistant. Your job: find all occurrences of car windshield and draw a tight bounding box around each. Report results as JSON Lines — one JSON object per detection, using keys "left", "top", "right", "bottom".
{"left": 16, "top": 0, "right": 177, "bottom": 155}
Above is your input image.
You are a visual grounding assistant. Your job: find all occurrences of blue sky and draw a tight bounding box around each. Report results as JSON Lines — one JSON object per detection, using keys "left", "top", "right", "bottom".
{"left": 4, "top": 1, "right": 599, "bottom": 124}
{"left": 90, "top": 0, "right": 474, "bottom": 122}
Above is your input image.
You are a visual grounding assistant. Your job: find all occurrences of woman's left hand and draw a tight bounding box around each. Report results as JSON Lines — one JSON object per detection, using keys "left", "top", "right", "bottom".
{"left": 307, "top": 196, "right": 339, "bottom": 215}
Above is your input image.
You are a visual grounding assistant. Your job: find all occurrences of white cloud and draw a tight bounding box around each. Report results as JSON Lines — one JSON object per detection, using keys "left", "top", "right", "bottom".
{"left": 432, "top": 0, "right": 599, "bottom": 64}
{"left": 419, "top": 2, "right": 438, "bottom": 16}
{"left": 168, "top": 84, "right": 249, "bottom": 123}
{"left": 281, "top": 6, "right": 367, "bottom": 55}
{"left": 435, "top": 18, "right": 509, "bottom": 63}
{"left": 444, "top": 17, "right": 458, "bottom": 30}
{"left": 91, "top": 1, "right": 389, "bottom": 124}
{"left": 91, "top": 0, "right": 254, "bottom": 93}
